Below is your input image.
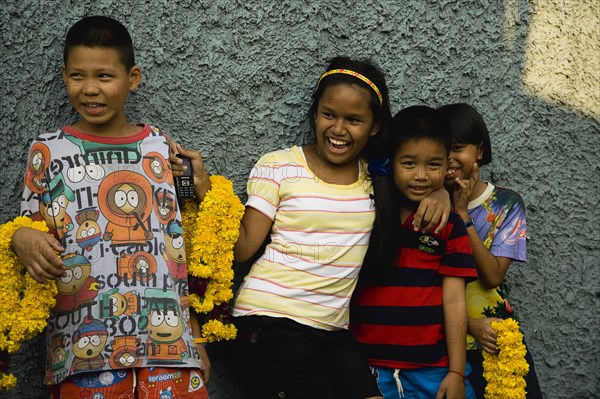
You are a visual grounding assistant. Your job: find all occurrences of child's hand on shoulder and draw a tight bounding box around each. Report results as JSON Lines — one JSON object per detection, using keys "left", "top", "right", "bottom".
{"left": 436, "top": 371, "right": 466, "bottom": 399}
{"left": 168, "top": 141, "right": 211, "bottom": 201}
{"left": 414, "top": 187, "right": 451, "bottom": 234}
{"left": 11, "top": 227, "right": 66, "bottom": 284}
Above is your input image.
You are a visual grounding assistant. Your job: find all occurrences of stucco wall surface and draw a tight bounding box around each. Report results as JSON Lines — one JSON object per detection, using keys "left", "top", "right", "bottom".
{"left": 1, "top": 1, "right": 598, "bottom": 398}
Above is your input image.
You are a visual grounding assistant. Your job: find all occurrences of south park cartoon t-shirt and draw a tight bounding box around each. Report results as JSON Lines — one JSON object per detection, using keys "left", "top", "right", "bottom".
{"left": 19, "top": 125, "right": 201, "bottom": 385}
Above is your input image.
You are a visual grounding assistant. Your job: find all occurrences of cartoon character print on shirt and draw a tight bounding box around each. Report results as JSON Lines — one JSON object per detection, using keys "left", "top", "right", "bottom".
{"left": 162, "top": 220, "right": 187, "bottom": 282}
{"left": 24, "top": 141, "right": 51, "bottom": 194}
{"left": 71, "top": 316, "right": 108, "bottom": 373}
{"left": 75, "top": 207, "right": 103, "bottom": 254}
{"left": 108, "top": 335, "right": 142, "bottom": 369}
{"left": 99, "top": 288, "right": 140, "bottom": 320}
{"left": 31, "top": 173, "right": 75, "bottom": 240}
{"left": 54, "top": 253, "right": 100, "bottom": 314}
{"left": 98, "top": 170, "right": 154, "bottom": 245}
{"left": 143, "top": 151, "right": 172, "bottom": 184}
{"left": 66, "top": 161, "right": 106, "bottom": 186}
{"left": 154, "top": 188, "right": 178, "bottom": 229}
{"left": 49, "top": 333, "right": 70, "bottom": 373}
{"left": 142, "top": 288, "right": 190, "bottom": 364}
{"left": 179, "top": 294, "right": 191, "bottom": 327}
{"left": 117, "top": 251, "right": 158, "bottom": 283}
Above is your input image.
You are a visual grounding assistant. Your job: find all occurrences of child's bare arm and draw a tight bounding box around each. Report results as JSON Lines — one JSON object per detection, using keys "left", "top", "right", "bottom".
{"left": 466, "top": 234, "right": 511, "bottom": 289}
{"left": 436, "top": 276, "right": 467, "bottom": 399}
{"left": 234, "top": 207, "right": 273, "bottom": 263}
{"left": 413, "top": 187, "right": 451, "bottom": 234}
{"left": 190, "top": 311, "right": 211, "bottom": 383}
{"left": 452, "top": 164, "right": 511, "bottom": 288}
{"left": 11, "top": 227, "right": 66, "bottom": 284}
{"left": 166, "top": 139, "right": 273, "bottom": 263}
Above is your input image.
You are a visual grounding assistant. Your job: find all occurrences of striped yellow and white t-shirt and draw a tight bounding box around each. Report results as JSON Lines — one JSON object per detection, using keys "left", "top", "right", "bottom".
{"left": 232, "top": 146, "right": 375, "bottom": 330}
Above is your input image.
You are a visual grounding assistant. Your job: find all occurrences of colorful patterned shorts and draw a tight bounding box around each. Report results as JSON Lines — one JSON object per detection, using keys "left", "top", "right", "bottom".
{"left": 50, "top": 367, "right": 209, "bottom": 399}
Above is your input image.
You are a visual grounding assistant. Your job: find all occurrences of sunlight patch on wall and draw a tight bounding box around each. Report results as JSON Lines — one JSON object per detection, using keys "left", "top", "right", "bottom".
{"left": 520, "top": 0, "right": 599, "bottom": 119}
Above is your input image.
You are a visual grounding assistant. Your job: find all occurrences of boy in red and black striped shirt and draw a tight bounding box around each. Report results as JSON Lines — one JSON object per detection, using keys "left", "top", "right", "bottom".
{"left": 352, "top": 105, "right": 478, "bottom": 399}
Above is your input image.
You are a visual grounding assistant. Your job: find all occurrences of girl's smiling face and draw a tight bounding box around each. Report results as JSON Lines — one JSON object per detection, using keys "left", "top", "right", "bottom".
{"left": 313, "top": 83, "right": 379, "bottom": 167}
{"left": 445, "top": 141, "right": 483, "bottom": 184}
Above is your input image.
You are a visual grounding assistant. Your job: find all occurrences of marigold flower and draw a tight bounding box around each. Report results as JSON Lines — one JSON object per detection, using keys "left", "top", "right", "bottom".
{"left": 0, "top": 217, "right": 56, "bottom": 390}
{"left": 482, "top": 318, "right": 529, "bottom": 399}
{"left": 182, "top": 175, "right": 244, "bottom": 342}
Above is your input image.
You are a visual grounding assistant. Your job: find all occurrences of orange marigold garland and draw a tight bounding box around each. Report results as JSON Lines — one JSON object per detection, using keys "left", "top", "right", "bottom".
{"left": 482, "top": 318, "right": 529, "bottom": 399}
{"left": 181, "top": 175, "right": 244, "bottom": 342}
{"left": 0, "top": 217, "right": 57, "bottom": 390}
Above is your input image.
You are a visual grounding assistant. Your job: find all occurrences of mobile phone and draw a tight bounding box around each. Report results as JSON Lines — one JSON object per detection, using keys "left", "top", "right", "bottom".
{"left": 174, "top": 155, "right": 196, "bottom": 199}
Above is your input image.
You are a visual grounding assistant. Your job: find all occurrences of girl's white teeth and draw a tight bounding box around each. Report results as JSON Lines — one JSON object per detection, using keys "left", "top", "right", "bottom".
{"left": 327, "top": 137, "right": 351, "bottom": 152}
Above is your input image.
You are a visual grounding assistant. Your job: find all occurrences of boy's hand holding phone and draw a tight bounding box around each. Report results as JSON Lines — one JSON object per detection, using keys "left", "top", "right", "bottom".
{"left": 169, "top": 142, "right": 211, "bottom": 201}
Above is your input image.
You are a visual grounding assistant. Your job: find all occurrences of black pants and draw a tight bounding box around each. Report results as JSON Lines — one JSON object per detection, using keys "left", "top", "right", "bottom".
{"left": 231, "top": 315, "right": 381, "bottom": 399}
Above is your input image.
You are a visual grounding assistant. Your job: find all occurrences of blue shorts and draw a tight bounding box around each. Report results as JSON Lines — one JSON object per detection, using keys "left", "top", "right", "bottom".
{"left": 373, "top": 365, "right": 475, "bottom": 399}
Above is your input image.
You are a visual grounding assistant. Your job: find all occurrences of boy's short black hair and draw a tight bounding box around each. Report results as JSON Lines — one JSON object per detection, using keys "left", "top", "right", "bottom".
{"left": 64, "top": 16, "right": 135, "bottom": 71}
{"left": 438, "top": 103, "right": 493, "bottom": 166}
{"left": 388, "top": 105, "right": 452, "bottom": 157}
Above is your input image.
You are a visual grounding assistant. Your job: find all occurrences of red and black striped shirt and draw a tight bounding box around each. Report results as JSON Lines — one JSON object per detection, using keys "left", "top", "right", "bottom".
{"left": 351, "top": 211, "right": 477, "bottom": 369}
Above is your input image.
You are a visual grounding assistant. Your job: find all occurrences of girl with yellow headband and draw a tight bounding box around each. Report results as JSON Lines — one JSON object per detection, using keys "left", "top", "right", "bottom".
{"left": 220, "top": 56, "right": 452, "bottom": 399}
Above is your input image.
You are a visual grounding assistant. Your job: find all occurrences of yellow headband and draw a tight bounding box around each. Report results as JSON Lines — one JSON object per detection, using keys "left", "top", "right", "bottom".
{"left": 317, "top": 68, "right": 383, "bottom": 107}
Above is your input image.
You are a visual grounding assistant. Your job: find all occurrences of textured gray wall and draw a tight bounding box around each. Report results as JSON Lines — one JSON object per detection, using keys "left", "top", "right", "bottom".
{"left": 1, "top": 1, "right": 599, "bottom": 398}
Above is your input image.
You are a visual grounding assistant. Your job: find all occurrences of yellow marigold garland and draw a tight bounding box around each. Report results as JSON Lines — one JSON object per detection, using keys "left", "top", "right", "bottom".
{"left": 0, "top": 217, "right": 57, "bottom": 390}
{"left": 482, "top": 318, "right": 529, "bottom": 399}
{"left": 181, "top": 175, "right": 244, "bottom": 342}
